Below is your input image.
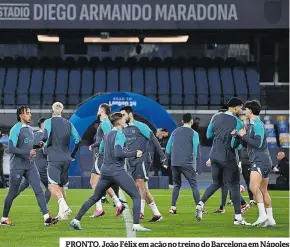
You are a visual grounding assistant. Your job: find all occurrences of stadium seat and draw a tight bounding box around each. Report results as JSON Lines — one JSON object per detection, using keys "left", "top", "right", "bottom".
{"left": 94, "top": 68, "right": 106, "bottom": 94}
{"left": 246, "top": 68, "right": 261, "bottom": 100}
{"left": 55, "top": 68, "right": 69, "bottom": 105}
{"left": 208, "top": 68, "right": 222, "bottom": 105}
{"left": 169, "top": 68, "right": 183, "bottom": 105}
{"left": 30, "top": 68, "right": 43, "bottom": 107}
{"left": 16, "top": 68, "right": 31, "bottom": 105}
{"left": 68, "top": 69, "right": 81, "bottom": 106}
{"left": 4, "top": 68, "right": 18, "bottom": 106}
{"left": 182, "top": 68, "right": 196, "bottom": 106}
{"left": 144, "top": 68, "right": 157, "bottom": 101}
{"left": 195, "top": 68, "right": 208, "bottom": 105}
{"left": 233, "top": 67, "right": 248, "bottom": 101}
{"left": 42, "top": 68, "right": 56, "bottom": 106}
{"left": 220, "top": 68, "right": 235, "bottom": 102}
{"left": 157, "top": 68, "right": 170, "bottom": 105}
{"left": 132, "top": 68, "right": 144, "bottom": 95}
{"left": 81, "top": 68, "right": 94, "bottom": 102}
{"left": 0, "top": 68, "right": 6, "bottom": 104}
{"left": 107, "top": 68, "right": 119, "bottom": 93}
{"left": 119, "top": 68, "right": 131, "bottom": 92}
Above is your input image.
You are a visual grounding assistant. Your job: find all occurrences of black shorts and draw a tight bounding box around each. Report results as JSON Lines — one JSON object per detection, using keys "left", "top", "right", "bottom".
{"left": 47, "top": 161, "right": 70, "bottom": 186}
{"left": 91, "top": 155, "right": 103, "bottom": 175}
{"left": 127, "top": 159, "right": 151, "bottom": 182}
{"left": 251, "top": 163, "right": 271, "bottom": 178}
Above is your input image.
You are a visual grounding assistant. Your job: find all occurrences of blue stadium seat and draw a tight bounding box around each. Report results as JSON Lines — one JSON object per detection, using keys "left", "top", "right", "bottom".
{"left": 0, "top": 68, "right": 6, "bottom": 103}
{"left": 132, "top": 68, "right": 144, "bottom": 95}
{"left": 144, "top": 68, "right": 157, "bottom": 101}
{"left": 233, "top": 68, "right": 248, "bottom": 101}
{"left": 157, "top": 68, "right": 170, "bottom": 105}
{"left": 119, "top": 68, "right": 131, "bottom": 92}
{"left": 16, "top": 68, "right": 31, "bottom": 105}
{"left": 107, "top": 68, "right": 119, "bottom": 93}
{"left": 55, "top": 68, "right": 68, "bottom": 104}
{"left": 30, "top": 68, "right": 43, "bottom": 106}
{"left": 220, "top": 68, "right": 235, "bottom": 102}
{"left": 42, "top": 69, "right": 56, "bottom": 106}
{"left": 68, "top": 69, "right": 81, "bottom": 106}
{"left": 81, "top": 68, "right": 93, "bottom": 101}
{"left": 182, "top": 68, "right": 196, "bottom": 105}
{"left": 169, "top": 68, "right": 182, "bottom": 105}
{"left": 195, "top": 68, "right": 208, "bottom": 105}
{"left": 208, "top": 68, "right": 221, "bottom": 105}
{"left": 4, "top": 68, "right": 18, "bottom": 106}
{"left": 246, "top": 68, "right": 260, "bottom": 100}
{"left": 94, "top": 68, "right": 106, "bottom": 94}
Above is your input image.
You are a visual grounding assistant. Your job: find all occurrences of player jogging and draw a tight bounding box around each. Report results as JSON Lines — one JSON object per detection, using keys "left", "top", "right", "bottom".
{"left": 88, "top": 103, "right": 124, "bottom": 217}
{"left": 165, "top": 113, "right": 201, "bottom": 219}
{"left": 70, "top": 112, "right": 151, "bottom": 232}
{"left": 235, "top": 100, "right": 276, "bottom": 227}
{"left": 0, "top": 106, "right": 56, "bottom": 226}
{"left": 43, "top": 102, "right": 80, "bottom": 220}
{"left": 120, "top": 106, "right": 165, "bottom": 222}
{"left": 16, "top": 117, "right": 51, "bottom": 206}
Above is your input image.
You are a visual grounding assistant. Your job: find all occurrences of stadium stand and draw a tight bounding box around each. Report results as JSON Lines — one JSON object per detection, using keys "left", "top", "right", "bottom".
{"left": 0, "top": 57, "right": 262, "bottom": 109}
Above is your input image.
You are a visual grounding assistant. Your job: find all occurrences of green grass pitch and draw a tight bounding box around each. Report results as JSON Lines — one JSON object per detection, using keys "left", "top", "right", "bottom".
{"left": 0, "top": 189, "right": 288, "bottom": 247}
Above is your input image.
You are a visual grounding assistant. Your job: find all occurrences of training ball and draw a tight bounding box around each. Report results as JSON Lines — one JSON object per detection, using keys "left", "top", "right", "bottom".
{"left": 240, "top": 185, "right": 245, "bottom": 193}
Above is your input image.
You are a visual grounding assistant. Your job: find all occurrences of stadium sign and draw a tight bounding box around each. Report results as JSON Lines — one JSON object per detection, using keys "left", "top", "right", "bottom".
{"left": 109, "top": 96, "right": 137, "bottom": 108}
{"left": 0, "top": 0, "right": 288, "bottom": 29}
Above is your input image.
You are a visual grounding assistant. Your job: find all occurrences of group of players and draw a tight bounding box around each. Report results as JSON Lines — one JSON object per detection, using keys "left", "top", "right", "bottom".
{"left": 0, "top": 96, "right": 276, "bottom": 232}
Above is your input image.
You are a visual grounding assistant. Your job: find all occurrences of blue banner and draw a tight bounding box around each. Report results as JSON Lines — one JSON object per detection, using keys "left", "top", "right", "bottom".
{"left": 69, "top": 92, "right": 177, "bottom": 176}
{"left": 0, "top": 0, "right": 288, "bottom": 29}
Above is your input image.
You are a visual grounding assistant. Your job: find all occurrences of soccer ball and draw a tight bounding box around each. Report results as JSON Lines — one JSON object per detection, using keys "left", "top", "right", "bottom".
{"left": 240, "top": 185, "right": 245, "bottom": 193}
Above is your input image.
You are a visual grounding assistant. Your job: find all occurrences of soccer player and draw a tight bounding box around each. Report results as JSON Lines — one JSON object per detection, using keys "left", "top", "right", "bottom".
{"left": 70, "top": 112, "right": 151, "bottom": 232}
{"left": 120, "top": 106, "right": 165, "bottom": 222}
{"left": 0, "top": 106, "right": 56, "bottom": 226}
{"left": 239, "top": 142, "right": 256, "bottom": 205}
{"left": 165, "top": 113, "right": 201, "bottom": 219}
{"left": 196, "top": 97, "right": 250, "bottom": 225}
{"left": 88, "top": 103, "right": 123, "bottom": 217}
{"left": 43, "top": 102, "right": 80, "bottom": 220}
{"left": 16, "top": 117, "right": 51, "bottom": 205}
{"left": 208, "top": 157, "right": 250, "bottom": 214}
{"left": 236, "top": 100, "right": 276, "bottom": 227}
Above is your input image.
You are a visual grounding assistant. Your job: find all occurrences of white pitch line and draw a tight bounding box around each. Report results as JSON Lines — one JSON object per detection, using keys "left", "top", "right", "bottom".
{"left": 119, "top": 189, "right": 136, "bottom": 238}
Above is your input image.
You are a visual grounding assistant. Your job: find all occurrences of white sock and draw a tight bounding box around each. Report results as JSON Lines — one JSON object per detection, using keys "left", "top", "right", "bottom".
{"left": 133, "top": 224, "right": 141, "bottom": 228}
{"left": 171, "top": 206, "right": 176, "bottom": 210}
{"left": 43, "top": 214, "right": 49, "bottom": 221}
{"left": 266, "top": 208, "right": 273, "bottom": 218}
{"left": 73, "top": 218, "right": 80, "bottom": 223}
{"left": 58, "top": 198, "right": 68, "bottom": 214}
{"left": 235, "top": 214, "right": 242, "bottom": 221}
{"left": 96, "top": 200, "right": 103, "bottom": 210}
{"left": 141, "top": 200, "right": 146, "bottom": 215}
{"left": 102, "top": 197, "right": 106, "bottom": 200}
{"left": 1, "top": 217, "right": 8, "bottom": 221}
{"left": 198, "top": 201, "right": 204, "bottom": 208}
{"left": 257, "top": 203, "right": 267, "bottom": 218}
{"left": 149, "top": 202, "right": 161, "bottom": 216}
{"left": 112, "top": 195, "right": 122, "bottom": 207}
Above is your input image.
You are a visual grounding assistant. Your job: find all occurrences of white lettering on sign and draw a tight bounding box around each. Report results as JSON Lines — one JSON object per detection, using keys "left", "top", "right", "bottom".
{"left": 0, "top": 4, "right": 30, "bottom": 20}
{"left": 155, "top": 4, "right": 237, "bottom": 21}
{"left": 24, "top": 3, "right": 238, "bottom": 22}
